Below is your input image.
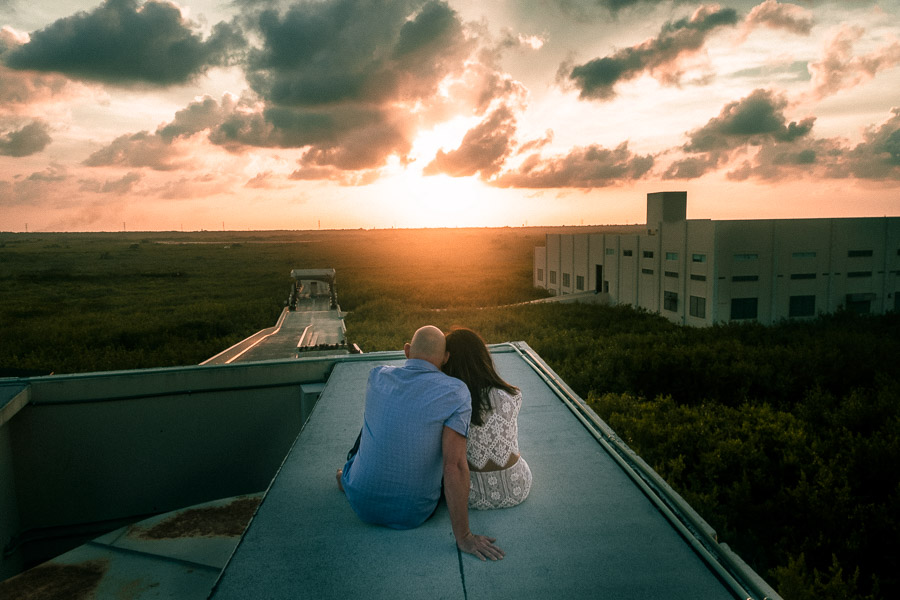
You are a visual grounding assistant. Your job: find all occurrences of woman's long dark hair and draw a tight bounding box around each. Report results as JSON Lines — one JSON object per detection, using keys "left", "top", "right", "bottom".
{"left": 442, "top": 328, "right": 518, "bottom": 426}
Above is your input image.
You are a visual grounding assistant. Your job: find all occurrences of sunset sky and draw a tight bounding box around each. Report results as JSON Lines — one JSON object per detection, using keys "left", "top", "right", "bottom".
{"left": 1, "top": 0, "right": 898, "bottom": 231}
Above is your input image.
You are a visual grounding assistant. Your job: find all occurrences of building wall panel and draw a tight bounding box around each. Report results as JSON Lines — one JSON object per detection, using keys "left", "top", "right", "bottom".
{"left": 533, "top": 196, "right": 899, "bottom": 324}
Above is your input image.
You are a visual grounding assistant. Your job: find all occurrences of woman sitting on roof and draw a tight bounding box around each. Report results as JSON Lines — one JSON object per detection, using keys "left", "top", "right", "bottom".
{"left": 442, "top": 328, "right": 532, "bottom": 510}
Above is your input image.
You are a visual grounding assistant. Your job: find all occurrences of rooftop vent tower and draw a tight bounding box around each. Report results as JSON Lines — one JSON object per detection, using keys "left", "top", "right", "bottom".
{"left": 646, "top": 191, "right": 687, "bottom": 226}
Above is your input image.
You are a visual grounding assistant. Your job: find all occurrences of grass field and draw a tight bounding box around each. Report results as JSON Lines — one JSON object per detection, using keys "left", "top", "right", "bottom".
{"left": 0, "top": 227, "right": 550, "bottom": 373}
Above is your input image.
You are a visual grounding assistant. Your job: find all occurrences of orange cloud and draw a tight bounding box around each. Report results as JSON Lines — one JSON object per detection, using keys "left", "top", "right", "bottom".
{"left": 808, "top": 25, "right": 900, "bottom": 100}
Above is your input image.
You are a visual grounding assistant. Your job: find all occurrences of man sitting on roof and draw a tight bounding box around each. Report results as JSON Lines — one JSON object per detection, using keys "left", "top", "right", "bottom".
{"left": 337, "top": 325, "right": 504, "bottom": 561}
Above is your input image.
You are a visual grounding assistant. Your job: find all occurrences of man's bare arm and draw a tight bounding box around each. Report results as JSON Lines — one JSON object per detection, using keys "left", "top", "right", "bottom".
{"left": 442, "top": 426, "right": 505, "bottom": 561}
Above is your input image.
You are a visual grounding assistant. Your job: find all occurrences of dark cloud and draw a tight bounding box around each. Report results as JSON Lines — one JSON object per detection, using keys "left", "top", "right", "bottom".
{"left": 550, "top": 0, "right": 683, "bottom": 19}
{"left": 83, "top": 94, "right": 240, "bottom": 171}
{"left": 423, "top": 105, "right": 518, "bottom": 178}
{"left": 25, "top": 164, "right": 67, "bottom": 182}
{"left": 246, "top": 0, "right": 470, "bottom": 107}
{"left": 83, "top": 91, "right": 408, "bottom": 173}
{"left": 293, "top": 109, "right": 410, "bottom": 170}
{"left": 0, "top": 120, "right": 51, "bottom": 156}
{"left": 842, "top": 108, "right": 900, "bottom": 180}
{"left": 724, "top": 139, "right": 828, "bottom": 181}
{"left": 79, "top": 171, "right": 142, "bottom": 194}
{"left": 83, "top": 131, "right": 189, "bottom": 170}
{"left": 231, "top": 103, "right": 412, "bottom": 169}
{"left": 808, "top": 25, "right": 900, "bottom": 100}
{"left": 682, "top": 88, "right": 815, "bottom": 153}
{"left": 744, "top": 0, "right": 813, "bottom": 36}
{"left": 663, "top": 155, "right": 717, "bottom": 179}
{"left": 0, "top": 164, "right": 70, "bottom": 207}
{"left": 666, "top": 93, "right": 900, "bottom": 182}
{"left": 393, "top": 0, "right": 468, "bottom": 79}
{"left": 492, "top": 142, "right": 653, "bottom": 188}
{"left": 109, "top": 91, "right": 415, "bottom": 172}
{"left": 4, "top": 0, "right": 245, "bottom": 86}
{"left": 567, "top": 5, "right": 739, "bottom": 100}
{"left": 158, "top": 95, "right": 241, "bottom": 141}
{"left": 230, "top": 0, "right": 483, "bottom": 170}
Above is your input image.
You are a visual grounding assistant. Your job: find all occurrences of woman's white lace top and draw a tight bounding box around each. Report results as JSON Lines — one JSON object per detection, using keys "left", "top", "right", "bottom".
{"left": 466, "top": 388, "right": 521, "bottom": 470}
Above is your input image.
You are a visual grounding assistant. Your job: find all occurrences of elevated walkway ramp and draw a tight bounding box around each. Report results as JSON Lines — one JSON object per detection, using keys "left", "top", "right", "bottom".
{"left": 202, "top": 299, "right": 347, "bottom": 365}
{"left": 212, "top": 344, "right": 765, "bottom": 599}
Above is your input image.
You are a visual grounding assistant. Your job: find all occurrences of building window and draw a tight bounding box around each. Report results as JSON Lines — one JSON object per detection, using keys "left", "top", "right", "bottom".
{"left": 692, "top": 253, "right": 707, "bottom": 263}
{"left": 623, "top": 249, "right": 633, "bottom": 257}
{"left": 789, "top": 295, "right": 816, "bottom": 317}
{"left": 790, "top": 273, "right": 816, "bottom": 280}
{"left": 847, "top": 271, "right": 872, "bottom": 278}
{"left": 846, "top": 293, "right": 875, "bottom": 314}
{"left": 731, "top": 297, "right": 758, "bottom": 320}
{"left": 606, "top": 248, "right": 616, "bottom": 256}
{"left": 576, "top": 275, "right": 584, "bottom": 291}
{"left": 549, "top": 271, "right": 557, "bottom": 284}
{"left": 666, "top": 252, "right": 678, "bottom": 261}
{"left": 643, "top": 250, "right": 654, "bottom": 258}
{"left": 848, "top": 250, "right": 873, "bottom": 258}
{"left": 537, "top": 268, "right": 544, "bottom": 282}
{"left": 641, "top": 268, "right": 654, "bottom": 275}
{"left": 689, "top": 295, "right": 706, "bottom": 318}
{"left": 792, "top": 251, "right": 816, "bottom": 259}
{"left": 664, "top": 271, "right": 679, "bottom": 278}
{"left": 562, "top": 273, "right": 571, "bottom": 287}
{"left": 664, "top": 291, "right": 678, "bottom": 312}
{"left": 734, "top": 253, "right": 759, "bottom": 261}
{"left": 690, "top": 274, "right": 707, "bottom": 281}
{"left": 732, "top": 275, "right": 759, "bottom": 282}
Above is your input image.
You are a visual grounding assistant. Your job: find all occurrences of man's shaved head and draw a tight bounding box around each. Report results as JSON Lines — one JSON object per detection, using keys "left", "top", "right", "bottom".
{"left": 406, "top": 325, "right": 447, "bottom": 367}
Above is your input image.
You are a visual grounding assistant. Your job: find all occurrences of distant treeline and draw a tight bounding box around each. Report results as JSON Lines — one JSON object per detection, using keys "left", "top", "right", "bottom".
{"left": 2, "top": 230, "right": 898, "bottom": 599}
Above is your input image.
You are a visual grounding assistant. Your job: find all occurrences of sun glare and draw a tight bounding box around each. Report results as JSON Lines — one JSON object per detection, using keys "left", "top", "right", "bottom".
{"left": 366, "top": 163, "right": 508, "bottom": 229}
{"left": 345, "top": 117, "right": 508, "bottom": 228}
{"left": 399, "top": 172, "right": 506, "bottom": 228}
{"left": 408, "top": 116, "right": 481, "bottom": 164}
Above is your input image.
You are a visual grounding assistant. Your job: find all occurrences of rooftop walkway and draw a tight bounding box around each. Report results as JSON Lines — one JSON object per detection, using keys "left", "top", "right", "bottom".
{"left": 202, "top": 297, "right": 347, "bottom": 365}
{"left": 211, "top": 344, "right": 775, "bottom": 599}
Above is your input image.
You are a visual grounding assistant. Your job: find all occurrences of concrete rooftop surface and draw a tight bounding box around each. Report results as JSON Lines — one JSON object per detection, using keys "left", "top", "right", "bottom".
{"left": 210, "top": 344, "right": 775, "bottom": 600}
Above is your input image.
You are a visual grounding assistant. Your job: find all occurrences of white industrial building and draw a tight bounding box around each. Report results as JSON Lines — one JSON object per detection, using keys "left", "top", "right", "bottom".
{"left": 533, "top": 191, "right": 900, "bottom": 325}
